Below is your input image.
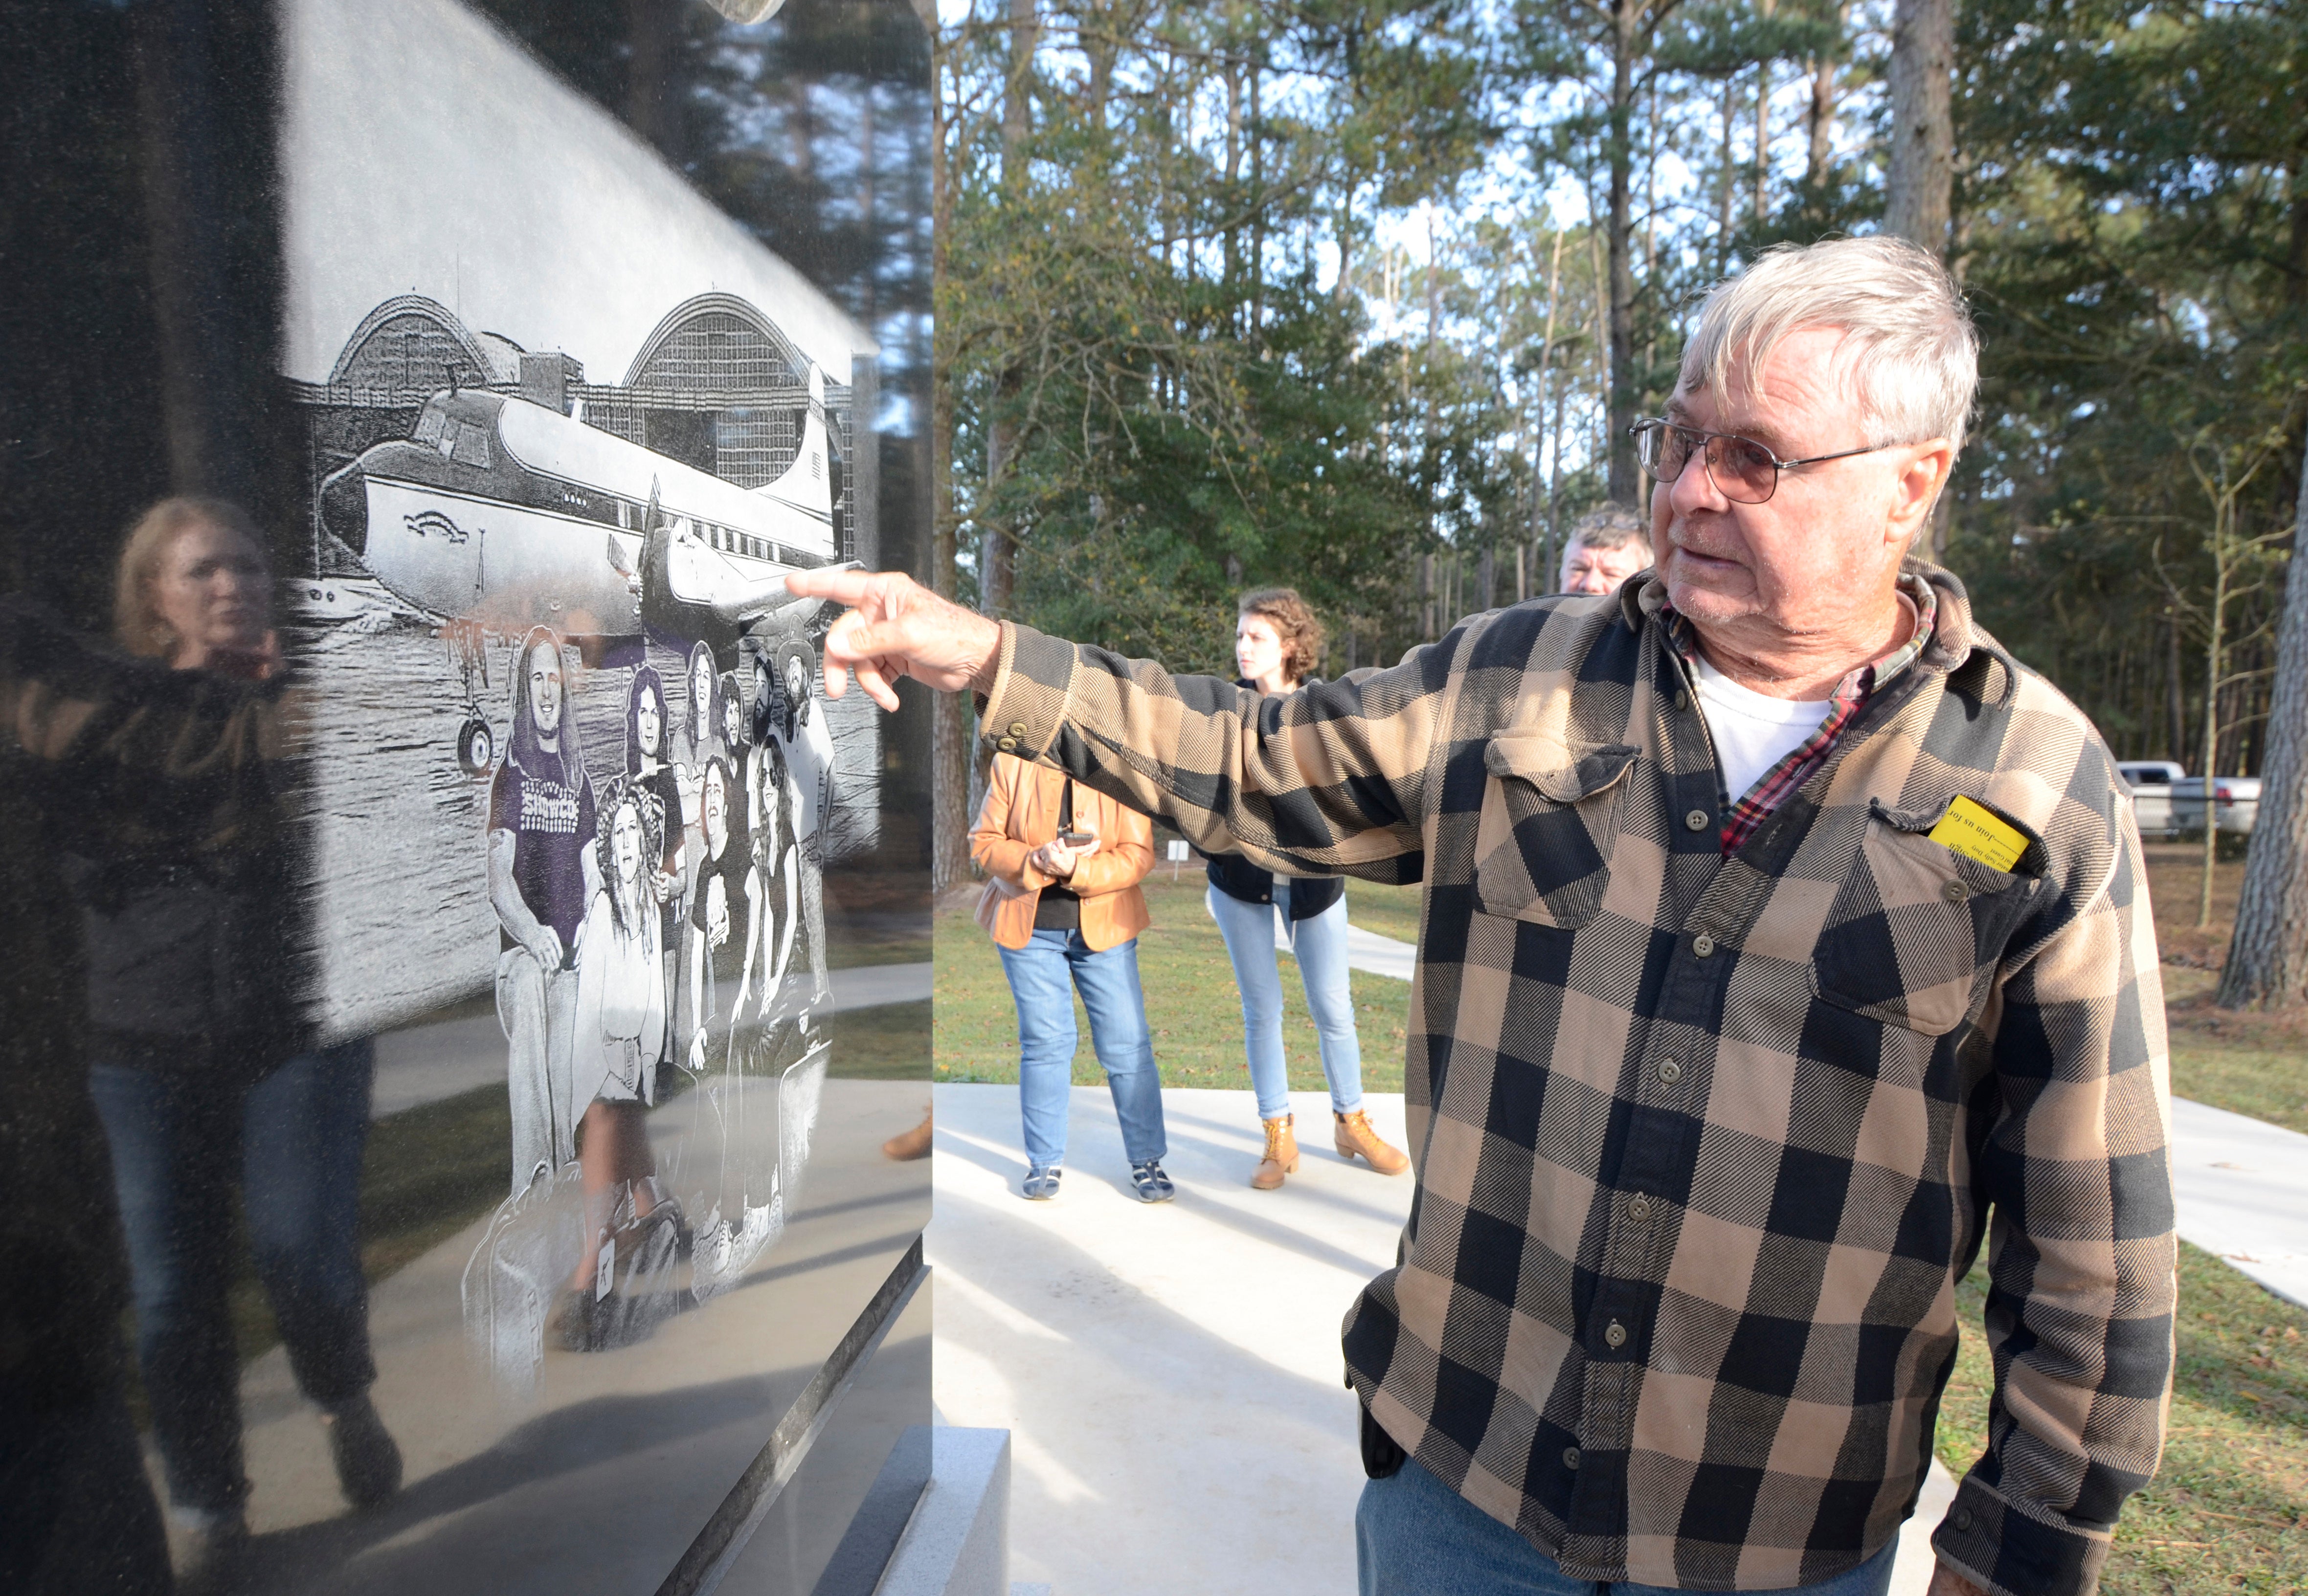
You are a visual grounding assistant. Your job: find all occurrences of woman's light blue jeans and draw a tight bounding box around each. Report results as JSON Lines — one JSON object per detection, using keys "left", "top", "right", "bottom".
{"left": 996, "top": 928, "right": 1167, "bottom": 1169}
{"left": 1206, "top": 880, "right": 1363, "bottom": 1120}
{"left": 1358, "top": 1456, "right": 1899, "bottom": 1596}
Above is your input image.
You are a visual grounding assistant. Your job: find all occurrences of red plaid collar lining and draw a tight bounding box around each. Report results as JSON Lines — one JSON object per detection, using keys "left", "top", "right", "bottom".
{"left": 1664, "top": 576, "right": 1938, "bottom": 853}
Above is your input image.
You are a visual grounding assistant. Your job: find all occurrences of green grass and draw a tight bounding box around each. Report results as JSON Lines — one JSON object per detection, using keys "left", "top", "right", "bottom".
{"left": 830, "top": 997, "right": 933, "bottom": 1081}
{"left": 1934, "top": 1241, "right": 2308, "bottom": 1592}
{"left": 935, "top": 874, "right": 1411, "bottom": 1091}
{"left": 1344, "top": 875, "right": 1425, "bottom": 944}
{"left": 2172, "top": 1040, "right": 2308, "bottom": 1138}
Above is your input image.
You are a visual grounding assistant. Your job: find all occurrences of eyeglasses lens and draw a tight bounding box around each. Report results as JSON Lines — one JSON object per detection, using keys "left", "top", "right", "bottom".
{"left": 1638, "top": 424, "right": 1778, "bottom": 503}
{"left": 1638, "top": 424, "right": 1686, "bottom": 481}
{"left": 1712, "top": 436, "right": 1778, "bottom": 503}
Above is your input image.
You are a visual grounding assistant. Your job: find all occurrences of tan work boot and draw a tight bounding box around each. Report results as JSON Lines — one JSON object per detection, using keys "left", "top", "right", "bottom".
{"left": 1335, "top": 1109, "right": 1410, "bottom": 1175}
{"left": 1250, "top": 1113, "right": 1299, "bottom": 1190}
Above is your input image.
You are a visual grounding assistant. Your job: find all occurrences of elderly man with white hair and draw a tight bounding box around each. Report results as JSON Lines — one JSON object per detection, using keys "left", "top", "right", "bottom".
{"left": 790, "top": 236, "right": 2174, "bottom": 1596}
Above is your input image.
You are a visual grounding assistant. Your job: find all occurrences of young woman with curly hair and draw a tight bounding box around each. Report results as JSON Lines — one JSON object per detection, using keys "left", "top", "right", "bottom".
{"left": 1206, "top": 589, "right": 1408, "bottom": 1189}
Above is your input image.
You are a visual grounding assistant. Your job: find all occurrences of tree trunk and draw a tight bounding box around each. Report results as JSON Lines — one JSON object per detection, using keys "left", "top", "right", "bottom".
{"left": 1883, "top": 0, "right": 1953, "bottom": 254}
{"left": 981, "top": 0, "right": 1036, "bottom": 622}
{"left": 2198, "top": 571, "right": 2224, "bottom": 929}
{"left": 1605, "top": 0, "right": 1639, "bottom": 504}
{"left": 2167, "top": 608, "right": 2189, "bottom": 761}
{"left": 1806, "top": 30, "right": 1840, "bottom": 187}
{"left": 2218, "top": 431, "right": 2308, "bottom": 1008}
{"left": 929, "top": 25, "right": 968, "bottom": 893}
{"left": 1752, "top": 62, "right": 1770, "bottom": 222}
{"left": 1718, "top": 75, "right": 1736, "bottom": 268}
{"left": 622, "top": 0, "right": 685, "bottom": 160}
{"left": 1531, "top": 230, "right": 1564, "bottom": 575}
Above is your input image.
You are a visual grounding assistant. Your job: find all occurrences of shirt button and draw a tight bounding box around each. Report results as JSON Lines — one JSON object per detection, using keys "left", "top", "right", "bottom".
{"left": 1627, "top": 1194, "right": 1653, "bottom": 1221}
{"left": 1953, "top": 1507, "right": 1974, "bottom": 1532}
{"left": 996, "top": 736, "right": 1018, "bottom": 752}
{"left": 1941, "top": 879, "right": 1971, "bottom": 904}
{"left": 1656, "top": 1059, "right": 1682, "bottom": 1086}
{"left": 1008, "top": 721, "right": 1029, "bottom": 737}
{"left": 1604, "top": 1321, "right": 1628, "bottom": 1350}
{"left": 1563, "top": 1446, "right": 1582, "bottom": 1470}
{"left": 1692, "top": 934, "right": 1716, "bottom": 958}
{"left": 1674, "top": 689, "right": 1689, "bottom": 711}
{"left": 1684, "top": 808, "right": 1711, "bottom": 832}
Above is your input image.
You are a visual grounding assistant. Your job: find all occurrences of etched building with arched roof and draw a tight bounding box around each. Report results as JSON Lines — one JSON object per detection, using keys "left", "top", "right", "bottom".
{"left": 295, "top": 290, "right": 862, "bottom": 573}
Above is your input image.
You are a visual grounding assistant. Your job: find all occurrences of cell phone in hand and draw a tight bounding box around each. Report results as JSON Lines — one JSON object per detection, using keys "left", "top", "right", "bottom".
{"left": 1058, "top": 831, "right": 1095, "bottom": 848}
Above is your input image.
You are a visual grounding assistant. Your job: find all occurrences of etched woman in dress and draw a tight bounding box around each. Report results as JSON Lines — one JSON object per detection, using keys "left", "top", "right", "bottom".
{"left": 686, "top": 756, "right": 747, "bottom": 1072}
{"left": 625, "top": 666, "right": 684, "bottom": 1057}
{"left": 559, "top": 776, "right": 679, "bottom": 1349}
{"left": 734, "top": 730, "right": 799, "bottom": 1021}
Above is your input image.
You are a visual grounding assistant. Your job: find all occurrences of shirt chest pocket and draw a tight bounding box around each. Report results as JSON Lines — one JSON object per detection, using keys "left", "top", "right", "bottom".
{"left": 1810, "top": 798, "right": 2041, "bottom": 1036}
{"left": 1471, "top": 733, "right": 1639, "bottom": 930}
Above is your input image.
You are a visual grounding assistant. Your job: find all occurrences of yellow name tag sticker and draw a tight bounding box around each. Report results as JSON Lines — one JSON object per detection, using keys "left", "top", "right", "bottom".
{"left": 1928, "top": 795, "right": 2027, "bottom": 873}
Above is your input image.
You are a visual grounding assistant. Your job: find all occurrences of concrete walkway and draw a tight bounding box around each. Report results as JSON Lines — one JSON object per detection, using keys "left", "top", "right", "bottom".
{"left": 2170, "top": 1095, "right": 2308, "bottom": 1308}
{"left": 929, "top": 1083, "right": 1954, "bottom": 1596}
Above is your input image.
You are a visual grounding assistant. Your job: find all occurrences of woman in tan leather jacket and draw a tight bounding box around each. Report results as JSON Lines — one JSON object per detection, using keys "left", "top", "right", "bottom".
{"left": 971, "top": 752, "right": 1173, "bottom": 1202}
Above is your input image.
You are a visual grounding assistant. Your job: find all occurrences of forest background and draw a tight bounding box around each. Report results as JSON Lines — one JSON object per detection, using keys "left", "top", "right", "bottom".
{"left": 923, "top": 0, "right": 2308, "bottom": 931}
{"left": 467, "top": 0, "right": 2307, "bottom": 1005}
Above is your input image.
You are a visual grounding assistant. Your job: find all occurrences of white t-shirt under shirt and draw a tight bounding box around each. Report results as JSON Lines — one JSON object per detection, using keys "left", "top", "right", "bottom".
{"left": 1689, "top": 655, "right": 1832, "bottom": 804}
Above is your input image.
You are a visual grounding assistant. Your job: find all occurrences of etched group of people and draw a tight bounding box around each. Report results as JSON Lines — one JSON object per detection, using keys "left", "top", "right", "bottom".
{"left": 487, "top": 625, "right": 832, "bottom": 1347}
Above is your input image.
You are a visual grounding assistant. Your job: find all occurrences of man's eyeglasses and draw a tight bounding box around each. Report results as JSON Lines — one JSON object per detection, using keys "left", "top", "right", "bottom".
{"left": 1630, "top": 419, "right": 1894, "bottom": 505}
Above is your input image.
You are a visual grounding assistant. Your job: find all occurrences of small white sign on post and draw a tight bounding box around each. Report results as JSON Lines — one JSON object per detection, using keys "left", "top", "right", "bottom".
{"left": 1166, "top": 838, "right": 1190, "bottom": 880}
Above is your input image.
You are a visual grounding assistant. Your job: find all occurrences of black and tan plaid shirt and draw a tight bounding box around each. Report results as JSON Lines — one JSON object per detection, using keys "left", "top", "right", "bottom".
{"left": 980, "top": 563, "right": 2173, "bottom": 1596}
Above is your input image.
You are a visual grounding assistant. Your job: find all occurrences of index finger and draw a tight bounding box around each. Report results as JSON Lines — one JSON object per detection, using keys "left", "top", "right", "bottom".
{"left": 785, "top": 569, "right": 879, "bottom": 606}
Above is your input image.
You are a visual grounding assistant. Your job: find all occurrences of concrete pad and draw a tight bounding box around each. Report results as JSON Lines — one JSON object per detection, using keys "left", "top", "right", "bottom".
{"left": 1343, "top": 925, "right": 1416, "bottom": 982}
{"left": 930, "top": 1084, "right": 1954, "bottom": 1595}
{"left": 2172, "top": 1095, "right": 2308, "bottom": 1308}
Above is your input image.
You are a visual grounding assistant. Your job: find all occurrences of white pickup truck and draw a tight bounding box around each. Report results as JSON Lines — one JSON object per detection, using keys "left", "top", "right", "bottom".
{"left": 2117, "top": 760, "right": 2260, "bottom": 840}
{"left": 2117, "top": 762, "right": 2185, "bottom": 840}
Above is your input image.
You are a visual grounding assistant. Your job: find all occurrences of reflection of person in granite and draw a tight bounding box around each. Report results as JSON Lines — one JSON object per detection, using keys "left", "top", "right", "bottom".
{"left": 0, "top": 595, "right": 238, "bottom": 1596}
{"left": 61, "top": 499, "right": 399, "bottom": 1594}
{"left": 490, "top": 627, "right": 599, "bottom": 1194}
{"left": 557, "top": 777, "right": 683, "bottom": 1352}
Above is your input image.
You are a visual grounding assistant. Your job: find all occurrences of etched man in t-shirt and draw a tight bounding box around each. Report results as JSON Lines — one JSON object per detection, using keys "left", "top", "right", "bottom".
{"left": 489, "top": 628, "right": 598, "bottom": 1194}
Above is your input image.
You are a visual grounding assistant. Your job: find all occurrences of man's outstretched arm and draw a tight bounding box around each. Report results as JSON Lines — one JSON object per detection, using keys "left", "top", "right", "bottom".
{"left": 786, "top": 569, "right": 1442, "bottom": 878}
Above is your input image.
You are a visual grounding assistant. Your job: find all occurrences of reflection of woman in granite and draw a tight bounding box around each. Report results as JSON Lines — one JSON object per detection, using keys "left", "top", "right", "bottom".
{"left": 71, "top": 498, "right": 401, "bottom": 1591}
{"left": 559, "top": 777, "right": 681, "bottom": 1350}
{"left": 489, "top": 627, "right": 598, "bottom": 1195}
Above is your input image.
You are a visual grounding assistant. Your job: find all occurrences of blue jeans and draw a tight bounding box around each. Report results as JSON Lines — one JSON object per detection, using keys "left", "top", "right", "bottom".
{"left": 996, "top": 929, "right": 1166, "bottom": 1168}
{"left": 89, "top": 1042, "right": 377, "bottom": 1514}
{"left": 1206, "top": 881, "right": 1364, "bottom": 1120}
{"left": 1358, "top": 1457, "right": 1899, "bottom": 1596}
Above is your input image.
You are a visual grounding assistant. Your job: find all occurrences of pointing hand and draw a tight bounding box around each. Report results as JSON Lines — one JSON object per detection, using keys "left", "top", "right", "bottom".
{"left": 783, "top": 570, "right": 1003, "bottom": 712}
